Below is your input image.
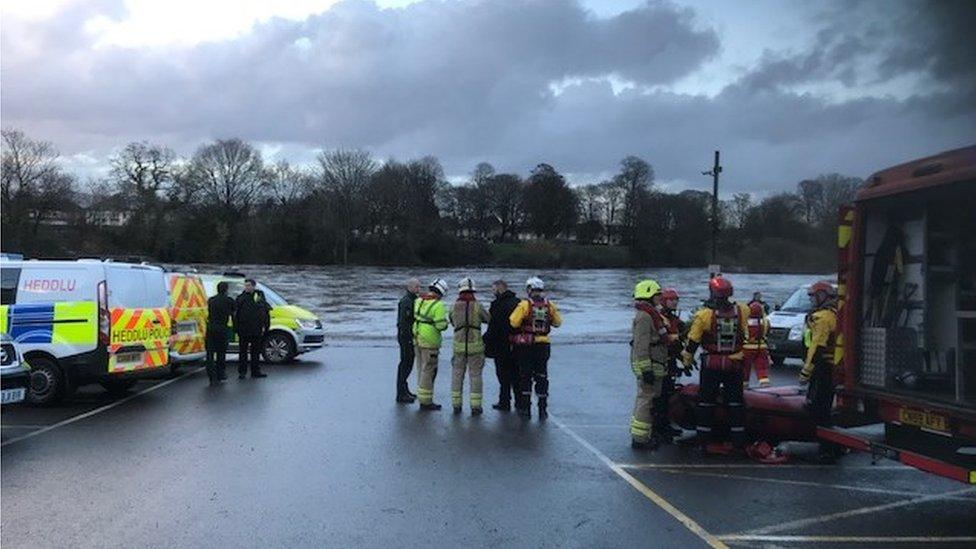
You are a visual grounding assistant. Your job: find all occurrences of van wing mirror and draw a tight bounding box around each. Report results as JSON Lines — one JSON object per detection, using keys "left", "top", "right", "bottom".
{"left": 774, "top": 303, "right": 781, "bottom": 311}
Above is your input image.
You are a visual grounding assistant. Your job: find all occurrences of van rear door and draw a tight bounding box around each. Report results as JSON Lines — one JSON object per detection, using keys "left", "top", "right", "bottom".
{"left": 106, "top": 266, "right": 171, "bottom": 373}
{"left": 168, "top": 274, "right": 207, "bottom": 360}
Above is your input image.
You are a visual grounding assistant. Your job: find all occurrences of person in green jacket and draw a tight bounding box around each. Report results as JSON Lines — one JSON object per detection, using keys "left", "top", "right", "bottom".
{"left": 413, "top": 278, "right": 450, "bottom": 411}
{"left": 449, "top": 277, "right": 491, "bottom": 415}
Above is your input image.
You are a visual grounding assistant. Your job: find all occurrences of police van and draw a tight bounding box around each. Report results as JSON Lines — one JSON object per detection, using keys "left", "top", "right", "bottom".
{"left": 0, "top": 259, "right": 172, "bottom": 403}
{"left": 167, "top": 272, "right": 208, "bottom": 366}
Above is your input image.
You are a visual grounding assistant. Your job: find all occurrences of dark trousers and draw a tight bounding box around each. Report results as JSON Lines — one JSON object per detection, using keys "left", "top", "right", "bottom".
{"left": 515, "top": 344, "right": 550, "bottom": 409}
{"left": 653, "top": 373, "right": 675, "bottom": 431}
{"left": 806, "top": 361, "right": 835, "bottom": 425}
{"left": 205, "top": 329, "right": 228, "bottom": 383}
{"left": 697, "top": 366, "right": 745, "bottom": 446}
{"left": 397, "top": 337, "right": 415, "bottom": 396}
{"left": 494, "top": 351, "right": 518, "bottom": 404}
{"left": 238, "top": 334, "right": 264, "bottom": 376}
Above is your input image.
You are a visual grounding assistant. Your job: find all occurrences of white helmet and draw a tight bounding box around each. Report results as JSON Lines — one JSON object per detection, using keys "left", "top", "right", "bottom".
{"left": 526, "top": 276, "right": 545, "bottom": 291}
{"left": 458, "top": 277, "right": 476, "bottom": 293}
{"left": 429, "top": 278, "right": 449, "bottom": 296}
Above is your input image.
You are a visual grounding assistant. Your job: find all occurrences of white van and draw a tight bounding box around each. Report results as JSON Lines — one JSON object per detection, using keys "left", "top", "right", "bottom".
{"left": 766, "top": 282, "right": 837, "bottom": 366}
{"left": 0, "top": 259, "right": 172, "bottom": 403}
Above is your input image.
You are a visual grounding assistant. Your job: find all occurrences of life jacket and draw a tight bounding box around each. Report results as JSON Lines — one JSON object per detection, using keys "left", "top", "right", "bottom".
{"left": 662, "top": 308, "right": 683, "bottom": 358}
{"left": 634, "top": 301, "right": 669, "bottom": 338}
{"left": 804, "top": 305, "right": 838, "bottom": 366}
{"left": 702, "top": 303, "right": 744, "bottom": 370}
{"left": 745, "top": 300, "right": 767, "bottom": 348}
{"left": 511, "top": 298, "right": 552, "bottom": 345}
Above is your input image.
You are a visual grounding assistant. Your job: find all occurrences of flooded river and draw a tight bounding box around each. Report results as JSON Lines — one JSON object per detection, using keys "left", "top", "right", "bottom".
{"left": 186, "top": 266, "right": 826, "bottom": 347}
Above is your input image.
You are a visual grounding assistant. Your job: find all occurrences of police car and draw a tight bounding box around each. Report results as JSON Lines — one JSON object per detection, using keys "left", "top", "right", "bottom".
{"left": 1, "top": 333, "right": 29, "bottom": 405}
{"left": 0, "top": 259, "right": 173, "bottom": 404}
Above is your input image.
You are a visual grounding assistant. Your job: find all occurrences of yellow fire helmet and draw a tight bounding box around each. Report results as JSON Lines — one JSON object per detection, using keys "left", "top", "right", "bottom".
{"left": 633, "top": 279, "right": 661, "bottom": 300}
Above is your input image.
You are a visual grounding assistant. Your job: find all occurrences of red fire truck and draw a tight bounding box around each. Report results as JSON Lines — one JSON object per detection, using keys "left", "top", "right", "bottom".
{"left": 819, "top": 145, "right": 976, "bottom": 484}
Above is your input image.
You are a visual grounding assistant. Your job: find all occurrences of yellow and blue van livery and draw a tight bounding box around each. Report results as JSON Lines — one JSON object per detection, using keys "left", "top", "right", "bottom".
{"left": 0, "top": 260, "right": 171, "bottom": 403}
{"left": 199, "top": 274, "right": 324, "bottom": 363}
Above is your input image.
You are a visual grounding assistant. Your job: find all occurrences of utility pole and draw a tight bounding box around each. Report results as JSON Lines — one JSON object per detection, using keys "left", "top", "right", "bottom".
{"left": 702, "top": 150, "right": 722, "bottom": 274}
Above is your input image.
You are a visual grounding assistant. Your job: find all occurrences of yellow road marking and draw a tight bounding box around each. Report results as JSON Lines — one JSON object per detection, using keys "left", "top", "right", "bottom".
{"left": 720, "top": 535, "right": 976, "bottom": 543}
{"left": 550, "top": 414, "right": 727, "bottom": 549}
{"left": 0, "top": 368, "right": 203, "bottom": 448}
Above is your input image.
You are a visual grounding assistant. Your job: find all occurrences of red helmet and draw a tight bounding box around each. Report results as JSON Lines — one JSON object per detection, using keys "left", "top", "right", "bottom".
{"left": 709, "top": 276, "right": 733, "bottom": 298}
{"left": 807, "top": 281, "right": 837, "bottom": 298}
{"left": 808, "top": 280, "right": 837, "bottom": 305}
{"left": 661, "top": 288, "right": 679, "bottom": 301}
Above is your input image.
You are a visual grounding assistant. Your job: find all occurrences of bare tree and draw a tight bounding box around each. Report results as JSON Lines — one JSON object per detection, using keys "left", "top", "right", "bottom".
{"left": 316, "top": 149, "right": 377, "bottom": 263}
{"left": 186, "top": 139, "right": 266, "bottom": 256}
{"left": 728, "top": 192, "right": 753, "bottom": 230}
{"left": 1, "top": 129, "right": 74, "bottom": 247}
{"left": 797, "top": 179, "right": 824, "bottom": 224}
{"left": 615, "top": 155, "right": 654, "bottom": 245}
{"left": 109, "top": 141, "right": 176, "bottom": 255}
{"left": 266, "top": 160, "right": 310, "bottom": 206}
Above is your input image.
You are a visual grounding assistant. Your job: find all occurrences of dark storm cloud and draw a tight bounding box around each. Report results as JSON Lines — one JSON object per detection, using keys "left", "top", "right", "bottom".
{"left": 1, "top": 0, "right": 973, "bottom": 191}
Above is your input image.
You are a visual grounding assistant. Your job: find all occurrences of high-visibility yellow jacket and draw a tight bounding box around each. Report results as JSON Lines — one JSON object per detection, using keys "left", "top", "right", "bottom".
{"left": 801, "top": 306, "right": 838, "bottom": 380}
{"left": 685, "top": 303, "right": 750, "bottom": 360}
{"left": 413, "top": 295, "right": 448, "bottom": 349}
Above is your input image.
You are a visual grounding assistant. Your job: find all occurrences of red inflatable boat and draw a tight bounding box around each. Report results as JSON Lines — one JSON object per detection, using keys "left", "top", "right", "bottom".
{"left": 668, "top": 383, "right": 830, "bottom": 443}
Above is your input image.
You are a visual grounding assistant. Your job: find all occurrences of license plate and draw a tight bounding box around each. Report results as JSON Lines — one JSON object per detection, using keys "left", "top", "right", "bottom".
{"left": 898, "top": 407, "right": 949, "bottom": 433}
{"left": 177, "top": 321, "right": 197, "bottom": 335}
{"left": 116, "top": 351, "right": 143, "bottom": 365}
{"left": 1, "top": 388, "right": 26, "bottom": 404}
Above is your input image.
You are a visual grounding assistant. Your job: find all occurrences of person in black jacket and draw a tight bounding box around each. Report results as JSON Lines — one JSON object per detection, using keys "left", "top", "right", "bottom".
{"left": 396, "top": 278, "right": 421, "bottom": 403}
{"left": 205, "top": 281, "right": 236, "bottom": 385}
{"left": 484, "top": 280, "right": 520, "bottom": 410}
{"left": 235, "top": 279, "right": 270, "bottom": 379}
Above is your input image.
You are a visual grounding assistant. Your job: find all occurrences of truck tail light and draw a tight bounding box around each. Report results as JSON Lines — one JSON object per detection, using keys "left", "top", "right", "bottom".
{"left": 98, "top": 280, "right": 110, "bottom": 346}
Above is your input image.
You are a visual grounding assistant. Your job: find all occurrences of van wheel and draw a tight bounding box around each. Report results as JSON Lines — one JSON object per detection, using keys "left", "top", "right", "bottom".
{"left": 101, "top": 379, "right": 137, "bottom": 396}
{"left": 26, "top": 356, "right": 64, "bottom": 405}
{"left": 262, "top": 332, "right": 295, "bottom": 364}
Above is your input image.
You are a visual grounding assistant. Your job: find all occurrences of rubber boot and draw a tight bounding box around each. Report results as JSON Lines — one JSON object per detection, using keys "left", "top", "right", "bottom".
{"left": 537, "top": 398, "right": 548, "bottom": 420}
{"left": 453, "top": 406, "right": 462, "bottom": 415}
{"left": 420, "top": 403, "right": 442, "bottom": 411}
{"left": 492, "top": 400, "right": 510, "bottom": 411}
{"left": 471, "top": 407, "right": 483, "bottom": 416}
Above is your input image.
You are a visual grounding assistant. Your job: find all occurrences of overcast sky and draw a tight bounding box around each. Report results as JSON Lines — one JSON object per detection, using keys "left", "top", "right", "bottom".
{"left": 2, "top": 0, "right": 974, "bottom": 194}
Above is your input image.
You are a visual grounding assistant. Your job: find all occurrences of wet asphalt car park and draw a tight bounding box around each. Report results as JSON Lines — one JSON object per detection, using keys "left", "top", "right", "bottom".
{"left": 3, "top": 343, "right": 975, "bottom": 548}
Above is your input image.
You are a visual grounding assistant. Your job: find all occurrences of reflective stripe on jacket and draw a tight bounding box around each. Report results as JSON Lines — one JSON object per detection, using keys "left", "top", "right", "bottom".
{"left": 413, "top": 295, "right": 448, "bottom": 349}
{"left": 449, "top": 296, "right": 490, "bottom": 355}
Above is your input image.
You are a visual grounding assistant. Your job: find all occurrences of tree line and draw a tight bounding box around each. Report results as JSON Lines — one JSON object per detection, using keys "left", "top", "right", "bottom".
{"left": 1, "top": 128, "right": 861, "bottom": 271}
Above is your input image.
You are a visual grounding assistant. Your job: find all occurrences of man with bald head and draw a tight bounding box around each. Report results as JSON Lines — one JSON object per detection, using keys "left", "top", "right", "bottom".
{"left": 396, "top": 278, "right": 422, "bottom": 403}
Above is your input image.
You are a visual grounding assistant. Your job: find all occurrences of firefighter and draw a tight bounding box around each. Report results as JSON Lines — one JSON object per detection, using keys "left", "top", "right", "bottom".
{"left": 680, "top": 276, "right": 750, "bottom": 451}
{"left": 742, "top": 296, "right": 771, "bottom": 388}
{"left": 413, "top": 278, "right": 450, "bottom": 411}
{"left": 800, "top": 280, "right": 842, "bottom": 462}
{"left": 653, "top": 287, "right": 685, "bottom": 442}
{"left": 630, "top": 280, "right": 669, "bottom": 449}
{"left": 449, "top": 278, "right": 491, "bottom": 415}
{"left": 509, "top": 277, "right": 562, "bottom": 419}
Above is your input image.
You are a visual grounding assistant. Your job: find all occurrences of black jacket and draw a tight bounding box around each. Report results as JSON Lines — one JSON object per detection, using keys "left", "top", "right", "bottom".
{"left": 235, "top": 291, "right": 271, "bottom": 337}
{"left": 397, "top": 291, "right": 417, "bottom": 341}
{"left": 484, "top": 290, "right": 519, "bottom": 358}
{"left": 207, "top": 294, "right": 236, "bottom": 333}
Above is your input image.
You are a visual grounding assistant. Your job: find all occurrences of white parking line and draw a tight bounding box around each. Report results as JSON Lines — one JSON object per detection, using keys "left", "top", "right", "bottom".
{"left": 0, "top": 424, "right": 53, "bottom": 429}
{"left": 550, "top": 414, "right": 728, "bottom": 549}
{"left": 621, "top": 463, "right": 910, "bottom": 470}
{"left": 739, "top": 486, "right": 976, "bottom": 536}
{"left": 0, "top": 368, "right": 202, "bottom": 448}
{"left": 720, "top": 535, "right": 976, "bottom": 543}
{"left": 650, "top": 469, "right": 976, "bottom": 500}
